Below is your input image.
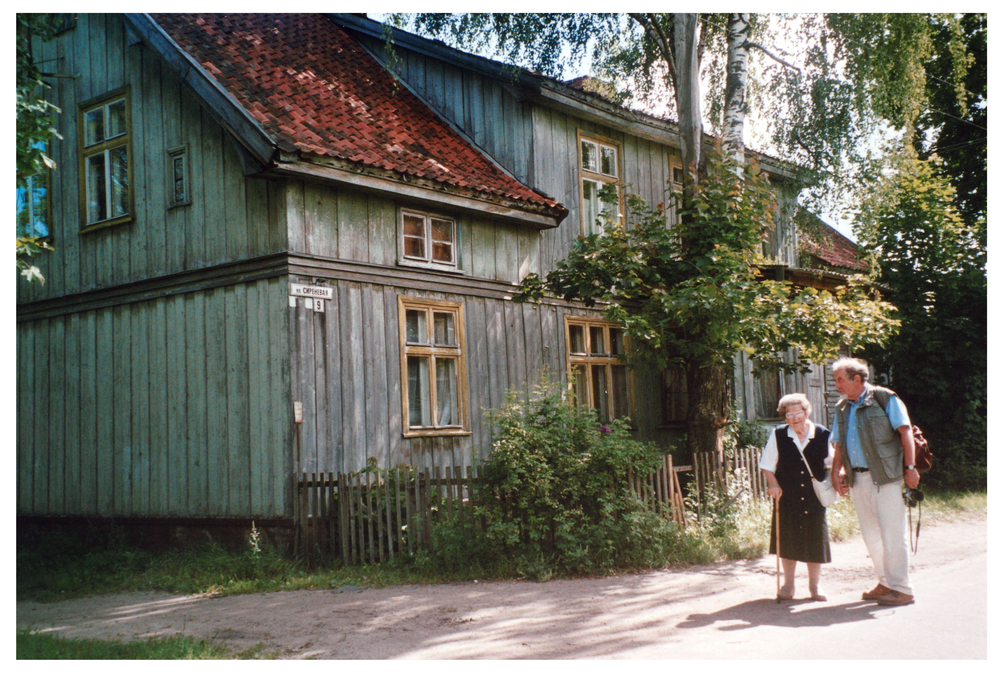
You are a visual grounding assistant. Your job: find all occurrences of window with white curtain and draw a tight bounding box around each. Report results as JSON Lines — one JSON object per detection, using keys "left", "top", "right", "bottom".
{"left": 399, "top": 297, "right": 469, "bottom": 436}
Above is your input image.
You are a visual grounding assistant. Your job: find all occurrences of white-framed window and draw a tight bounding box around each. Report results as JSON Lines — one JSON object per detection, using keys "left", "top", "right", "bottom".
{"left": 17, "top": 141, "right": 50, "bottom": 239}
{"left": 566, "top": 316, "right": 631, "bottom": 423}
{"left": 578, "top": 131, "right": 622, "bottom": 236}
{"left": 400, "top": 208, "right": 459, "bottom": 271}
{"left": 167, "top": 146, "right": 191, "bottom": 208}
{"left": 399, "top": 296, "right": 469, "bottom": 436}
{"left": 78, "top": 89, "right": 132, "bottom": 231}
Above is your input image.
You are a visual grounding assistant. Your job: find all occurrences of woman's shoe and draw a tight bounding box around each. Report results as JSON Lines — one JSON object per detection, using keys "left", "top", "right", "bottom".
{"left": 809, "top": 587, "right": 827, "bottom": 601}
{"left": 777, "top": 584, "right": 795, "bottom": 600}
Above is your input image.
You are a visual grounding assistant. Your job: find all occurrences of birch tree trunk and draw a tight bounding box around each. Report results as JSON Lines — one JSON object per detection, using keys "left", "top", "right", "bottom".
{"left": 723, "top": 13, "right": 751, "bottom": 171}
{"left": 684, "top": 14, "right": 751, "bottom": 470}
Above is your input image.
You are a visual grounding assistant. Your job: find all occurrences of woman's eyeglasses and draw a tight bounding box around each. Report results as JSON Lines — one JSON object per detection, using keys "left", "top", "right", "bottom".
{"left": 784, "top": 411, "right": 806, "bottom": 419}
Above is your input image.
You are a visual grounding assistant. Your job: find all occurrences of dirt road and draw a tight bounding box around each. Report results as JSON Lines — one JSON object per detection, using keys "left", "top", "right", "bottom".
{"left": 17, "top": 516, "right": 987, "bottom": 659}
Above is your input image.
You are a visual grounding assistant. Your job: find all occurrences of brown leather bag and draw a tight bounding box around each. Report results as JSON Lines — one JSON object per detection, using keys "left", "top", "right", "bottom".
{"left": 872, "top": 387, "right": 932, "bottom": 473}
{"left": 911, "top": 425, "right": 933, "bottom": 473}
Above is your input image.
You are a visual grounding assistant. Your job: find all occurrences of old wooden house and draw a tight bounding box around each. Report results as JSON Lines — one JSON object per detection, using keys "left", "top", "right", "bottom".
{"left": 17, "top": 13, "right": 858, "bottom": 538}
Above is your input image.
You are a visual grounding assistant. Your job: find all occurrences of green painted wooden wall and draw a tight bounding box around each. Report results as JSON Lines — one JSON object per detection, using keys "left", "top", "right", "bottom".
{"left": 17, "top": 277, "right": 293, "bottom": 517}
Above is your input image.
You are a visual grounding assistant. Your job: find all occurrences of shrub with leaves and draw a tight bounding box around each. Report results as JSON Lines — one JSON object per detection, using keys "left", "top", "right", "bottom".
{"left": 461, "top": 378, "right": 676, "bottom": 576}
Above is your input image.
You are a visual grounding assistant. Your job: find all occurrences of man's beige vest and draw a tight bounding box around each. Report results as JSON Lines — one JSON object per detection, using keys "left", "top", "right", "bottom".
{"left": 834, "top": 386, "right": 904, "bottom": 486}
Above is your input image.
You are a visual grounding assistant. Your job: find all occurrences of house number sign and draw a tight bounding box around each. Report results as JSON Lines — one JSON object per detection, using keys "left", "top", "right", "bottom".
{"left": 289, "top": 283, "right": 331, "bottom": 313}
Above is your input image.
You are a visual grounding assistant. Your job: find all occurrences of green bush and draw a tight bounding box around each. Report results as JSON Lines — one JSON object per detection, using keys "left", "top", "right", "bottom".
{"left": 421, "top": 378, "right": 684, "bottom": 578}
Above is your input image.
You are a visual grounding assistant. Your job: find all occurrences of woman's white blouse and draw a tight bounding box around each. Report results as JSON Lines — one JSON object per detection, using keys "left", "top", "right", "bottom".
{"left": 759, "top": 420, "right": 832, "bottom": 473}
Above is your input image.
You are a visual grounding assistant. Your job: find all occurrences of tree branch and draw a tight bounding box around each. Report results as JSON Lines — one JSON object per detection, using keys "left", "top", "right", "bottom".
{"left": 747, "top": 41, "right": 801, "bottom": 74}
{"left": 630, "top": 13, "right": 676, "bottom": 82}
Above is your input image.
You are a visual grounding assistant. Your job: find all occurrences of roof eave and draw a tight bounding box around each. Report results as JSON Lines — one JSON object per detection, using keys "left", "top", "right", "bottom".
{"left": 269, "top": 159, "right": 566, "bottom": 230}
{"left": 331, "top": 13, "right": 544, "bottom": 98}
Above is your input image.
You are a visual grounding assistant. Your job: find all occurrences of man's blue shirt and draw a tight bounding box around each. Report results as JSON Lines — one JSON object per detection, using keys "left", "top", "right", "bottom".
{"left": 830, "top": 384, "right": 910, "bottom": 469}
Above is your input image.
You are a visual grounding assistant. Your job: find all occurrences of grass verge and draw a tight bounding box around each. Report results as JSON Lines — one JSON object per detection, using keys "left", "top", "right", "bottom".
{"left": 16, "top": 630, "right": 279, "bottom": 659}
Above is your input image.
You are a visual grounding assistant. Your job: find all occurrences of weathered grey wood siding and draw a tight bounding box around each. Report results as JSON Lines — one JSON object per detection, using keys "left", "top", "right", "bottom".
{"left": 355, "top": 33, "right": 802, "bottom": 279}
{"left": 285, "top": 274, "right": 666, "bottom": 472}
{"left": 16, "top": 277, "right": 293, "bottom": 517}
{"left": 352, "top": 36, "right": 685, "bottom": 277}
{"left": 529, "top": 108, "right": 683, "bottom": 276}
{"left": 17, "top": 13, "right": 287, "bottom": 305}
{"left": 285, "top": 181, "right": 539, "bottom": 285}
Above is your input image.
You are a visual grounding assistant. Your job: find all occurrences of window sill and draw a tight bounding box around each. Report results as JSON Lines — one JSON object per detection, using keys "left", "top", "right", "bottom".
{"left": 398, "top": 259, "right": 465, "bottom": 275}
{"left": 80, "top": 215, "right": 132, "bottom": 234}
{"left": 402, "top": 429, "right": 472, "bottom": 439}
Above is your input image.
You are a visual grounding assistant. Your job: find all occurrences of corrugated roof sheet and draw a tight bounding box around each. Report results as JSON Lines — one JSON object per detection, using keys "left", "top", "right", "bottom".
{"left": 151, "top": 13, "right": 566, "bottom": 218}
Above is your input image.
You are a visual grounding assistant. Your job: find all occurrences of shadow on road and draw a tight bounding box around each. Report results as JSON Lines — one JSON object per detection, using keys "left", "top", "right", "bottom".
{"left": 677, "top": 598, "right": 883, "bottom": 631}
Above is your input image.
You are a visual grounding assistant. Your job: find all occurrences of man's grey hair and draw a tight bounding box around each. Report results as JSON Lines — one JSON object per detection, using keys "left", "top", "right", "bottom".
{"left": 777, "top": 392, "right": 812, "bottom": 418}
{"left": 832, "top": 357, "right": 870, "bottom": 383}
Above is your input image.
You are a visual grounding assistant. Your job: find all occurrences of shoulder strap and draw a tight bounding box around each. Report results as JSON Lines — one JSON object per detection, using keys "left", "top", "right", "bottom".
{"left": 870, "top": 385, "right": 895, "bottom": 411}
{"left": 796, "top": 445, "right": 818, "bottom": 480}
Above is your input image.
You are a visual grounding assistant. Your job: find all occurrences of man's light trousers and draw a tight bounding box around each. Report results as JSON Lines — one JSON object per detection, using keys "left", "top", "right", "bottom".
{"left": 851, "top": 472, "right": 913, "bottom": 595}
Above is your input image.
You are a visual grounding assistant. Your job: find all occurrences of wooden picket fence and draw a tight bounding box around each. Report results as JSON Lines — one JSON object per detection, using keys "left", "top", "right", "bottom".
{"left": 294, "top": 449, "right": 766, "bottom": 565}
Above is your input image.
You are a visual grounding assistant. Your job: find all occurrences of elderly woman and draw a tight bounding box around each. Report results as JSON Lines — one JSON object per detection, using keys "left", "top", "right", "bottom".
{"left": 760, "top": 393, "right": 833, "bottom": 601}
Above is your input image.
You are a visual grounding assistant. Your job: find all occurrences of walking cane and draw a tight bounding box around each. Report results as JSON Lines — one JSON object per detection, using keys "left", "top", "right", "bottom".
{"left": 774, "top": 493, "right": 781, "bottom": 603}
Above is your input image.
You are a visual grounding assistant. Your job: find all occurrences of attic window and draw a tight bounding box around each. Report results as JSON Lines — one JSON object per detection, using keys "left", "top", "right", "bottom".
{"left": 578, "top": 131, "right": 622, "bottom": 236}
{"left": 399, "top": 209, "right": 459, "bottom": 272}
{"left": 671, "top": 162, "right": 684, "bottom": 191}
{"left": 79, "top": 89, "right": 132, "bottom": 231}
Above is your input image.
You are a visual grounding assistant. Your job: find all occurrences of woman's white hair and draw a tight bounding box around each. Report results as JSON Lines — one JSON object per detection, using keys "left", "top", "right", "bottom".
{"left": 777, "top": 392, "right": 812, "bottom": 418}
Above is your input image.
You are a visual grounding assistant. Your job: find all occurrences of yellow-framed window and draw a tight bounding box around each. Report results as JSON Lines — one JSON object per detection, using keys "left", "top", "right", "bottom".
{"left": 399, "top": 296, "right": 469, "bottom": 436}
{"left": 78, "top": 89, "right": 132, "bottom": 231}
{"left": 565, "top": 316, "right": 631, "bottom": 423}
{"left": 578, "top": 131, "right": 622, "bottom": 236}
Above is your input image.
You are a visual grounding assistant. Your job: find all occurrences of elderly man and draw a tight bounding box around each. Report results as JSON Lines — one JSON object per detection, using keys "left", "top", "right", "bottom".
{"left": 830, "top": 357, "right": 920, "bottom": 607}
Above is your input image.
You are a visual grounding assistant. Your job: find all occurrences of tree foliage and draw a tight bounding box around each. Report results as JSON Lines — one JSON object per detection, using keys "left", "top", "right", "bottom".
{"left": 910, "top": 13, "right": 986, "bottom": 231}
{"left": 854, "top": 153, "right": 986, "bottom": 488}
{"left": 851, "top": 15, "right": 987, "bottom": 489}
{"left": 519, "top": 149, "right": 898, "bottom": 375}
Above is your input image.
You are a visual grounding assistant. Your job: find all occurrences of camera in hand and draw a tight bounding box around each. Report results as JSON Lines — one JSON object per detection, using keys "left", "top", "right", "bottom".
{"left": 903, "top": 488, "right": 924, "bottom": 508}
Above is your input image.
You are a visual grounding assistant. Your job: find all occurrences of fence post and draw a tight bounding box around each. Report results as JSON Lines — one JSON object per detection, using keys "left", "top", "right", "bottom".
{"left": 383, "top": 468, "right": 393, "bottom": 561}
{"left": 395, "top": 466, "right": 405, "bottom": 555}
{"left": 413, "top": 468, "right": 423, "bottom": 551}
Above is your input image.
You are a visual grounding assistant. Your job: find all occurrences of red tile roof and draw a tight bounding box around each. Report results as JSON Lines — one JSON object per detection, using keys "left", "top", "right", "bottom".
{"left": 797, "top": 212, "right": 869, "bottom": 273}
{"left": 151, "top": 13, "right": 566, "bottom": 219}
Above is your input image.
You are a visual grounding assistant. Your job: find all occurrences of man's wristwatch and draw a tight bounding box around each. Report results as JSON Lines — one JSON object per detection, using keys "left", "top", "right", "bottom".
{"left": 905, "top": 465, "right": 916, "bottom": 470}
